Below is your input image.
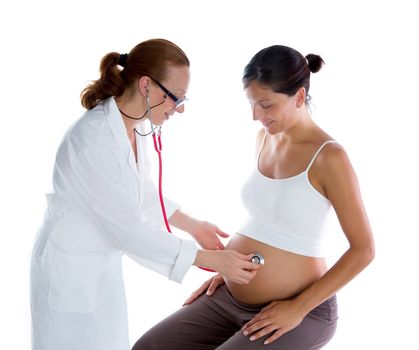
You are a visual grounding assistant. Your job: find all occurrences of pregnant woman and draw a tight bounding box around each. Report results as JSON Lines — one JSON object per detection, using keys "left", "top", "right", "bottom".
{"left": 132, "top": 44, "right": 375, "bottom": 350}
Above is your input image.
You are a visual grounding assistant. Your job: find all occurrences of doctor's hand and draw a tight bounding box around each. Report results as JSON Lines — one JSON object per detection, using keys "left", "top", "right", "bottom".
{"left": 194, "top": 250, "right": 261, "bottom": 285}
{"left": 168, "top": 212, "right": 228, "bottom": 250}
{"left": 192, "top": 221, "right": 229, "bottom": 250}
{"left": 242, "top": 299, "right": 305, "bottom": 345}
{"left": 183, "top": 273, "right": 225, "bottom": 305}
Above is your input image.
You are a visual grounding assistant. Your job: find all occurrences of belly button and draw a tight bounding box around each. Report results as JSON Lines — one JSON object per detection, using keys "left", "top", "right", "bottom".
{"left": 250, "top": 253, "right": 265, "bottom": 265}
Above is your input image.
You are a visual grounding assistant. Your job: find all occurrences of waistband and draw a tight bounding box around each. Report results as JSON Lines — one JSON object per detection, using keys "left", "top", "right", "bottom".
{"left": 221, "top": 284, "right": 337, "bottom": 318}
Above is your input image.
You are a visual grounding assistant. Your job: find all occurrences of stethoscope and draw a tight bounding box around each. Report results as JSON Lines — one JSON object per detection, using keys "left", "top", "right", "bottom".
{"left": 250, "top": 253, "right": 265, "bottom": 265}
{"left": 120, "top": 96, "right": 265, "bottom": 271}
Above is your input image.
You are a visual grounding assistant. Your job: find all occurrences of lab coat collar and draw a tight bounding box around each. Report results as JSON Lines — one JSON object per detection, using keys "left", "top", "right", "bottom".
{"left": 104, "top": 97, "right": 129, "bottom": 143}
{"left": 103, "top": 97, "right": 142, "bottom": 177}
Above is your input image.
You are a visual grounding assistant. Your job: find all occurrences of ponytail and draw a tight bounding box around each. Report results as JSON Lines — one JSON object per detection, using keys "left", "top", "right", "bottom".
{"left": 80, "top": 52, "right": 126, "bottom": 110}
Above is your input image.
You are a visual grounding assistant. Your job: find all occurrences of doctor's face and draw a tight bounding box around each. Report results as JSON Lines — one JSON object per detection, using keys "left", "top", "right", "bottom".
{"left": 148, "top": 65, "right": 190, "bottom": 126}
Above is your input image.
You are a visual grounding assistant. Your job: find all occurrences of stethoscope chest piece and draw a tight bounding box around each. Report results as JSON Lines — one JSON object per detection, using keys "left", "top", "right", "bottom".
{"left": 250, "top": 253, "right": 265, "bottom": 265}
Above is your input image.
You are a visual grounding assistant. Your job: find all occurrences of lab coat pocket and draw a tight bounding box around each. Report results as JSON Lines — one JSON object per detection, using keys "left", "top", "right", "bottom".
{"left": 48, "top": 252, "right": 103, "bottom": 313}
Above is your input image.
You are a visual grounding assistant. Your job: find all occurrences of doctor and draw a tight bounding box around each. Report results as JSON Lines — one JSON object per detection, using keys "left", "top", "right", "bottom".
{"left": 30, "top": 38, "right": 261, "bottom": 350}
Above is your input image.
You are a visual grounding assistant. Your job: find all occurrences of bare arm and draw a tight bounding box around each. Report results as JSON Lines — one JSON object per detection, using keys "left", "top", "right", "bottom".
{"left": 293, "top": 144, "right": 375, "bottom": 314}
{"left": 169, "top": 210, "right": 201, "bottom": 235}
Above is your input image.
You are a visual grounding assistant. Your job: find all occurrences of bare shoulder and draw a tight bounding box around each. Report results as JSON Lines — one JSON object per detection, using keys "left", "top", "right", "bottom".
{"left": 318, "top": 142, "right": 351, "bottom": 170}
{"left": 315, "top": 142, "right": 358, "bottom": 186}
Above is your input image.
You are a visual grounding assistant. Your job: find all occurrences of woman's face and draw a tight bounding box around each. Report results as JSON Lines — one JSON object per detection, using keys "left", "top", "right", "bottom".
{"left": 245, "top": 81, "right": 301, "bottom": 135}
{"left": 147, "top": 65, "right": 190, "bottom": 126}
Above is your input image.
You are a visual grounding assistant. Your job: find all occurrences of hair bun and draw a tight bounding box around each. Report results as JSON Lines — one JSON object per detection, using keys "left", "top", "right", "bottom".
{"left": 305, "top": 54, "right": 324, "bottom": 73}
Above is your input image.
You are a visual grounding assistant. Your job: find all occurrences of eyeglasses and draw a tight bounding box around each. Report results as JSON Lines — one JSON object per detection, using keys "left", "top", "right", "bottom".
{"left": 151, "top": 78, "right": 188, "bottom": 108}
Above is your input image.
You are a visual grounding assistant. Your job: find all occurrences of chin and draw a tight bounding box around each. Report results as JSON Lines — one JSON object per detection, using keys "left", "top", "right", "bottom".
{"left": 265, "top": 125, "right": 280, "bottom": 135}
{"left": 152, "top": 118, "right": 165, "bottom": 126}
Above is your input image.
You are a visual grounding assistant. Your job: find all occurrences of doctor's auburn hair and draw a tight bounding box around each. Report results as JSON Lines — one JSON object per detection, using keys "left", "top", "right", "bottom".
{"left": 242, "top": 45, "right": 324, "bottom": 103}
{"left": 81, "top": 38, "right": 190, "bottom": 110}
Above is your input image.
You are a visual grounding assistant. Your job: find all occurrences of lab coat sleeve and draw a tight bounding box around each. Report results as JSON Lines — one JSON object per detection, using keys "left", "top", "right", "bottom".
{"left": 140, "top": 142, "right": 180, "bottom": 224}
{"left": 68, "top": 146, "right": 198, "bottom": 283}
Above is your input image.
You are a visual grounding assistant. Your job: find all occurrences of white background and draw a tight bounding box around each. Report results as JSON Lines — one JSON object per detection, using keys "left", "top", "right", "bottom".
{"left": 1, "top": 0, "right": 418, "bottom": 348}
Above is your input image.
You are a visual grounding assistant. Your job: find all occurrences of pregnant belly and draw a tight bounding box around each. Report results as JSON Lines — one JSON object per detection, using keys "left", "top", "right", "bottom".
{"left": 225, "top": 233, "right": 328, "bottom": 304}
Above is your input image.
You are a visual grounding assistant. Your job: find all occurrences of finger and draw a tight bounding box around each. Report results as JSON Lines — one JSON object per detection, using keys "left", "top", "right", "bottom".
{"left": 241, "top": 255, "right": 264, "bottom": 269}
{"left": 216, "top": 228, "right": 230, "bottom": 238}
{"left": 206, "top": 281, "right": 216, "bottom": 295}
{"left": 213, "top": 238, "right": 225, "bottom": 250}
{"left": 247, "top": 269, "right": 258, "bottom": 280}
{"left": 183, "top": 291, "right": 199, "bottom": 305}
{"left": 183, "top": 281, "right": 211, "bottom": 305}
{"left": 249, "top": 324, "right": 278, "bottom": 341}
{"left": 245, "top": 253, "right": 258, "bottom": 261}
{"left": 183, "top": 287, "right": 205, "bottom": 305}
{"left": 244, "top": 319, "right": 273, "bottom": 337}
{"left": 264, "top": 328, "right": 287, "bottom": 345}
{"left": 206, "top": 278, "right": 221, "bottom": 295}
{"left": 239, "top": 269, "right": 260, "bottom": 283}
{"left": 232, "top": 277, "right": 248, "bottom": 285}
{"left": 234, "top": 276, "right": 250, "bottom": 285}
{"left": 242, "top": 260, "right": 263, "bottom": 271}
{"left": 242, "top": 318, "right": 258, "bottom": 331}
{"left": 242, "top": 316, "right": 271, "bottom": 334}
{"left": 242, "top": 311, "right": 269, "bottom": 329}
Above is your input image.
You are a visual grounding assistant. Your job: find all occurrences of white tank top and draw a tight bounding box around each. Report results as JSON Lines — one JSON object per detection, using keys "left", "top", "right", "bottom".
{"left": 237, "top": 138, "right": 337, "bottom": 257}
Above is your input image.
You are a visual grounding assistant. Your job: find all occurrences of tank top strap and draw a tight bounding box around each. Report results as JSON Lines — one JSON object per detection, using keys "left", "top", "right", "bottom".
{"left": 306, "top": 140, "right": 337, "bottom": 172}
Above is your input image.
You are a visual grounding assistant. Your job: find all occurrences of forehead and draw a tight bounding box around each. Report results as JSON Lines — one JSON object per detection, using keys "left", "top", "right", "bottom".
{"left": 162, "top": 65, "right": 190, "bottom": 92}
{"left": 245, "top": 81, "right": 276, "bottom": 100}
{"left": 244, "top": 80, "right": 292, "bottom": 103}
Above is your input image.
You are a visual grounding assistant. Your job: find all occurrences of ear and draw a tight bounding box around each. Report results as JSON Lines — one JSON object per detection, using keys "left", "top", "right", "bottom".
{"left": 295, "top": 87, "right": 306, "bottom": 108}
{"left": 138, "top": 76, "right": 152, "bottom": 97}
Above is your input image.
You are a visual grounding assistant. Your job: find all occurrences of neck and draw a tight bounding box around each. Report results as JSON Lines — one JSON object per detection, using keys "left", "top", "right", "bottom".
{"left": 115, "top": 94, "right": 148, "bottom": 136}
{"left": 272, "top": 107, "right": 316, "bottom": 145}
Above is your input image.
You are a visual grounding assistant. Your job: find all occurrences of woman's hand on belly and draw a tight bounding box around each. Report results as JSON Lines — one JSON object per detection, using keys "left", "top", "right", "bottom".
{"left": 242, "top": 299, "right": 305, "bottom": 345}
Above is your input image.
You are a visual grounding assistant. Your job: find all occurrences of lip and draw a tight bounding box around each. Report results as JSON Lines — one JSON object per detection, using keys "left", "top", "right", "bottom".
{"left": 261, "top": 120, "right": 274, "bottom": 127}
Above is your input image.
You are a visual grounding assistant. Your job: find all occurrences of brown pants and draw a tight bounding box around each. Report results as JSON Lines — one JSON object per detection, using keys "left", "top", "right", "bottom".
{"left": 132, "top": 284, "right": 338, "bottom": 350}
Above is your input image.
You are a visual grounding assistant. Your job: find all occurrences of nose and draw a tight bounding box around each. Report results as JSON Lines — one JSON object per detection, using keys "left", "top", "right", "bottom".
{"left": 251, "top": 104, "right": 259, "bottom": 121}
{"left": 175, "top": 104, "right": 185, "bottom": 113}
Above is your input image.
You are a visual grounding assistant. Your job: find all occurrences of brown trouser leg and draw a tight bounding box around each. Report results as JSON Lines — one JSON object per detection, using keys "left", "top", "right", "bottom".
{"left": 132, "top": 284, "right": 338, "bottom": 350}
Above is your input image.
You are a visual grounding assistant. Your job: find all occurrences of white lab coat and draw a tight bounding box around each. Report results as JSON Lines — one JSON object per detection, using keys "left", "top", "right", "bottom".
{"left": 30, "top": 97, "right": 198, "bottom": 350}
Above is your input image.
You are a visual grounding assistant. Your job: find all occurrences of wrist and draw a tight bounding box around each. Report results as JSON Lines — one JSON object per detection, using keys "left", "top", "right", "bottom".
{"left": 188, "top": 218, "right": 203, "bottom": 238}
{"left": 194, "top": 250, "right": 218, "bottom": 270}
{"left": 292, "top": 293, "right": 317, "bottom": 317}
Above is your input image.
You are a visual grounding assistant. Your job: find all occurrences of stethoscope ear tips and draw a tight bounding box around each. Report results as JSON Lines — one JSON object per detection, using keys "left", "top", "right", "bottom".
{"left": 250, "top": 253, "right": 265, "bottom": 265}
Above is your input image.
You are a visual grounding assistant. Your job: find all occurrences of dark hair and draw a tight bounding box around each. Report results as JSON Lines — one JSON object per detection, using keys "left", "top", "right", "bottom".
{"left": 242, "top": 45, "right": 324, "bottom": 102}
{"left": 81, "top": 38, "right": 190, "bottom": 109}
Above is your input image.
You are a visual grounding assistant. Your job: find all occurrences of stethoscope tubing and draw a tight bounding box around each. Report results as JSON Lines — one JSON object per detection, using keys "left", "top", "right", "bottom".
{"left": 152, "top": 130, "right": 215, "bottom": 272}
